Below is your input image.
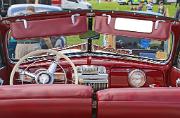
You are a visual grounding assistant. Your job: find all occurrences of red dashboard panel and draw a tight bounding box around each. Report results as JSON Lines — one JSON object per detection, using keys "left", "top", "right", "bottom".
{"left": 18, "top": 57, "right": 167, "bottom": 87}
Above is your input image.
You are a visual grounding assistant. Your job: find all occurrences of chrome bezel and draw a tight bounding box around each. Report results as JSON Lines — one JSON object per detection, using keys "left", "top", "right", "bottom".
{"left": 128, "top": 69, "right": 146, "bottom": 88}
{"left": 35, "top": 70, "right": 54, "bottom": 84}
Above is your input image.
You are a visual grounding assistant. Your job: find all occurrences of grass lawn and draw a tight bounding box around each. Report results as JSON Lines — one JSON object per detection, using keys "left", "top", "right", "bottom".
{"left": 66, "top": 2, "right": 177, "bottom": 46}
{"left": 90, "top": 1, "right": 177, "bottom": 17}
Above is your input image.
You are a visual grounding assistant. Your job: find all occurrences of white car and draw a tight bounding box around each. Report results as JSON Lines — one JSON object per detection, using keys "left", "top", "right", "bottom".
{"left": 61, "top": 0, "right": 92, "bottom": 10}
{"left": 117, "top": 0, "right": 128, "bottom": 5}
{"left": 7, "top": 4, "right": 62, "bottom": 17}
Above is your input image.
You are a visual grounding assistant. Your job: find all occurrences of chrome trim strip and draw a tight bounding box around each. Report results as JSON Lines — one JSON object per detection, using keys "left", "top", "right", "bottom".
{"left": 173, "top": 66, "right": 180, "bottom": 72}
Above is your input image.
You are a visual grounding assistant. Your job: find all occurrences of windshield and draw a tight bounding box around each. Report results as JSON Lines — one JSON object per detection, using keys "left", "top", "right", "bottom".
{"left": 8, "top": 35, "right": 86, "bottom": 60}
{"left": 92, "top": 34, "right": 173, "bottom": 61}
{"left": 8, "top": 32, "right": 173, "bottom": 62}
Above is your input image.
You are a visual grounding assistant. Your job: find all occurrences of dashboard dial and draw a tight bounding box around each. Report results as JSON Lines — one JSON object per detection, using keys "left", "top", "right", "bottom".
{"left": 128, "top": 69, "right": 146, "bottom": 88}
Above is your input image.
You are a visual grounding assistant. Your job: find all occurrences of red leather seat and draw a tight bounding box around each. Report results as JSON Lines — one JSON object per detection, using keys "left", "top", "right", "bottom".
{"left": 0, "top": 84, "right": 92, "bottom": 118}
{"left": 97, "top": 88, "right": 180, "bottom": 118}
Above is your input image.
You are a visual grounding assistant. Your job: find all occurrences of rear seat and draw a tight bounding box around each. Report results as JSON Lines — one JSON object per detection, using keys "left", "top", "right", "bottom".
{"left": 97, "top": 88, "right": 180, "bottom": 118}
{"left": 0, "top": 84, "right": 92, "bottom": 118}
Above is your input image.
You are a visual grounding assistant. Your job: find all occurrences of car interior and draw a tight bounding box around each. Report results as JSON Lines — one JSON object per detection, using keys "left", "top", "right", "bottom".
{"left": 0, "top": 11, "right": 179, "bottom": 118}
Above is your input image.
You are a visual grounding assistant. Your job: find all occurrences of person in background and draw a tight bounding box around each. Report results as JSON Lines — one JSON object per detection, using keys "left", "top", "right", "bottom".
{"left": 41, "top": 36, "right": 66, "bottom": 49}
{"left": 11, "top": 0, "right": 27, "bottom": 4}
{"left": 8, "top": 36, "right": 17, "bottom": 59}
{"left": 176, "top": 0, "right": 180, "bottom": 7}
{"left": 54, "top": 36, "right": 66, "bottom": 48}
{"left": 130, "top": 5, "right": 137, "bottom": 11}
{"left": 175, "top": 8, "right": 180, "bottom": 20}
{"left": 102, "top": 34, "right": 107, "bottom": 47}
{"left": 158, "top": 1, "right": 166, "bottom": 16}
{"left": 38, "top": 0, "right": 51, "bottom": 5}
{"left": 26, "top": 5, "right": 35, "bottom": 14}
{"left": 146, "top": 0, "right": 153, "bottom": 12}
{"left": 137, "top": 2, "right": 144, "bottom": 11}
{"left": 15, "top": 6, "right": 41, "bottom": 59}
{"left": 11, "top": 0, "right": 35, "bottom": 4}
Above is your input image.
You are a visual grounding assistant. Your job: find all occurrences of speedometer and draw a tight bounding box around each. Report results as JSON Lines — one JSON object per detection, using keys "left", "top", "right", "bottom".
{"left": 128, "top": 69, "right": 146, "bottom": 88}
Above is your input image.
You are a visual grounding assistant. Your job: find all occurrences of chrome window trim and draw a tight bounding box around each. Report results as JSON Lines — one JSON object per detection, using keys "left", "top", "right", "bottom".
{"left": 0, "top": 66, "right": 6, "bottom": 70}
{"left": 6, "top": 30, "right": 16, "bottom": 65}
{"left": 173, "top": 66, "right": 180, "bottom": 71}
{"left": 161, "top": 32, "right": 174, "bottom": 65}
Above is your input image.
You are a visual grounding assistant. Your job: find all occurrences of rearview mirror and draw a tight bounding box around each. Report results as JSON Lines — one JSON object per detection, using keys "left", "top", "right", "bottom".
{"left": 79, "top": 30, "right": 100, "bottom": 40}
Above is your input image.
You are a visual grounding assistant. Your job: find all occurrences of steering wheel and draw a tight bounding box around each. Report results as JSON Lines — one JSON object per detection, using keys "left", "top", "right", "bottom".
{"left": 10, "top": 49, "right": 78, "bottom": 85}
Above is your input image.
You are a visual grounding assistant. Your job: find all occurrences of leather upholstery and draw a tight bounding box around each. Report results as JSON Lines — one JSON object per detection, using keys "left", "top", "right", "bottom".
{"left": 97, "top": 88, "right": 180, "bottom": 118}
{"left": 0, "top": 84, "right": 92, "bottom": 118}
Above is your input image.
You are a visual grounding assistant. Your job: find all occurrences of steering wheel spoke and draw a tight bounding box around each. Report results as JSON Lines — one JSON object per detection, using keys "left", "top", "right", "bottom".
{"left": 18, "top": 70, "right": 35, "bottom": 83}
{"left": 47, "top": 61, "right": 58, "bottom": 74}
{"left": 23, "top": 70, "right": 36, "bottom": 78}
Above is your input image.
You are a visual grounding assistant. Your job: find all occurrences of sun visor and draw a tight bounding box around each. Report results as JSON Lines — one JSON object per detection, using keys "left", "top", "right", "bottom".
{"left": 10, "top": 15, "right": 88, "bottom": 39}
{"left": 94, "top": 16, "right": 171, "bottom": 40}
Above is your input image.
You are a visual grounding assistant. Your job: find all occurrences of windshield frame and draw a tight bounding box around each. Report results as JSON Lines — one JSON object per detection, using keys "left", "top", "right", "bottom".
{"left": 5, "top": 10, "right": 176, "bottom": 65}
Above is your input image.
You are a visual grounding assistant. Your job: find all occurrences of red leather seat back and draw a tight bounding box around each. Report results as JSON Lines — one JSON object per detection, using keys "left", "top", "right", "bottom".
{"left": 0, "top": 84, "right": 92, "bottom": 118}
{"left": 97, "top": 88, "right": 180, "bottom": 118}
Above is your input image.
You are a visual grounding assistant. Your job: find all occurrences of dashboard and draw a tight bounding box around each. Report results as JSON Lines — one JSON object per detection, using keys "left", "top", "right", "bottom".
{"left": 74, "top": 64, "right": 165, "bottom": 91}
{"left": 17, "top": 56, "right": 166, "bottom": 90}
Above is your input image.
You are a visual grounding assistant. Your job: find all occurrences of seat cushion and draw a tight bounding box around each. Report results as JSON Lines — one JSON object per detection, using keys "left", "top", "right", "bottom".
{"left": 97, "top": 88, "right": 180, "bottom": 118}
{"left": 0, "top": 84, "right": 92, "bottom": 118}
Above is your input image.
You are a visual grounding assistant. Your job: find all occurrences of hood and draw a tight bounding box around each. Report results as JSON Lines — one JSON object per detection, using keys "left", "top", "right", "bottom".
{"left": 79, "top": 1, "right": 92, "bottom": 6}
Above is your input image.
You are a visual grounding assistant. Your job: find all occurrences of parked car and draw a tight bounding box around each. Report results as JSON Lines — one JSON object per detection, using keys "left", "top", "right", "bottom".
{"left": 30, "top": 0, "right": 92, "bottom": 10}
{"left": 0, "top": 10, "right": 179, "bottom": 118}
{"left": 117, "top": 0, "right": 129, "bottom": 5}
{"left": 117, "top": 0, "right": 153, "bottom": 5}
{"left": 7, "top": 4, "right": 62, "bottom": 17}
{"left": 0, "top": 0, "right": 52, "bottom": 17}
{"left": 51, "top": 0, "right": 92, "bottom": 10}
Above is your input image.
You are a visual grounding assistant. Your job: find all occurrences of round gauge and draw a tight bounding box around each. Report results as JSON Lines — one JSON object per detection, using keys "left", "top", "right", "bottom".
{"left": 128, "top": 69, "right": 146, "bottom": 88}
